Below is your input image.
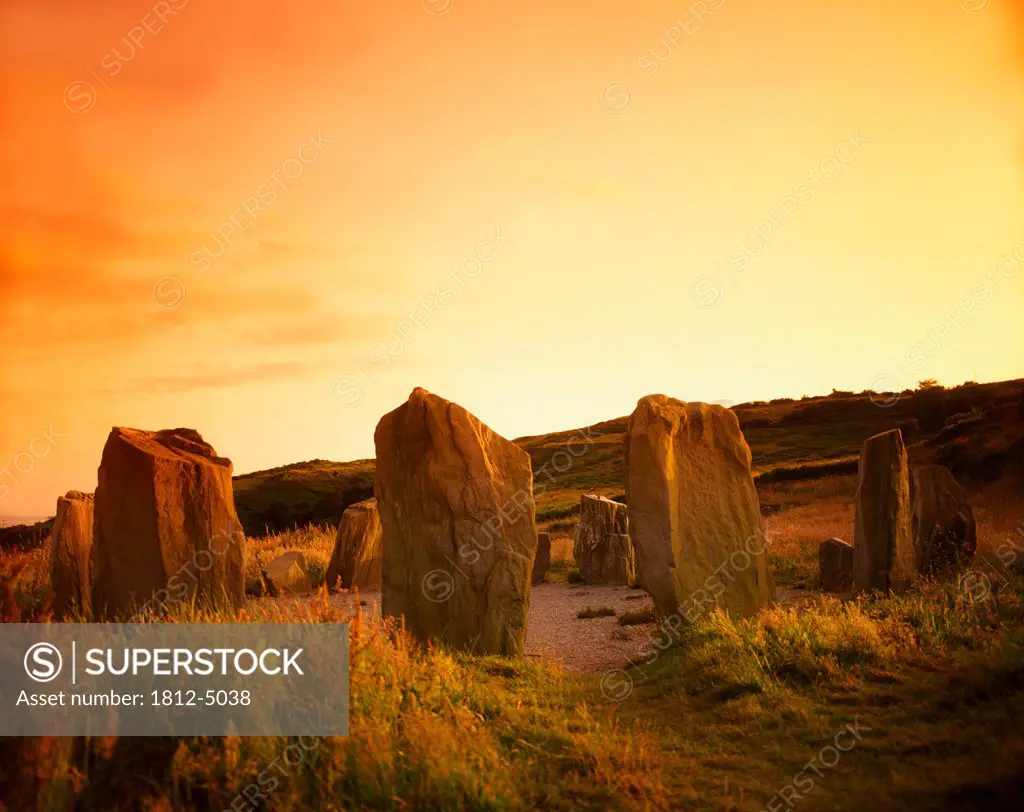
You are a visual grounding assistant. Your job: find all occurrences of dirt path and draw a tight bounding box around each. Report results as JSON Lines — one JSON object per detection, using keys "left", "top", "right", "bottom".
{"left": 271, "top": 582, "right": 659, "bottom": 674}
{"left": 524, "top": 583, "right": 657, "bottom": 673}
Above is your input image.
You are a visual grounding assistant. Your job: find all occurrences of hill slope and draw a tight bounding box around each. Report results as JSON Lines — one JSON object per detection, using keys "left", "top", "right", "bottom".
{"left": 231, "top": 379, "right": 1023, "bottom": 536}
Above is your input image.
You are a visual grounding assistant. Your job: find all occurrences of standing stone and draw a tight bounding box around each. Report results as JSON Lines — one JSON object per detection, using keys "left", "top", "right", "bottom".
{"left": 574, "top": 495, "right": 636, "bottom": 585}
{"left": 818, "top": 538, "right": 854, "bottom": 592}
{"left": 326, "top": 498, "right": 383, "bottom": 591}
{"left": 263, "top": 551, "right": 313, "bottom": 596}
{"left": 375, "top": 388, "right": 536, "bottom": 656}
{"left": 853, "top": 429, "right": 914, "bottom": 592}
{"left": 91, "top": 428, "right": 246, "bottom": 618}
{"left": 532, "top": 532, "right": 551, "bottom": 585}
{"left": 49, "top": 491, "right": 94, "bottom": 618}
{"left": 911, "top": 465, "right": 976, "bottom": 576}
{"left": 625, "top": 395, "right": 775, "bottom": 620}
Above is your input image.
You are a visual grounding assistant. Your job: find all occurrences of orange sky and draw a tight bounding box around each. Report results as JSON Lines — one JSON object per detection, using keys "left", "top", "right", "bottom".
{"left": 1, "top": 0, "right": 1023, "bottom": 516}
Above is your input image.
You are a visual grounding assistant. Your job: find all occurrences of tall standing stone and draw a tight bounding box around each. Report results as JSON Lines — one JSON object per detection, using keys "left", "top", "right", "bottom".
{"left": 532, "top": 532, "right": 551, "bottom": 585}
{"left": 91, "top": 428, "right": 246, "bottom": 618}
{"left": 625, "top": 395, "right": 775, "bottom": 620}
{"left": 326, "top": 498, "right": 383, "bottom": 590}
{"left": 911, "top": 465, "right": 976, "bottom": 576}
{"left": 853, "top": 429, "right": 914, "bottom": 592}
{"left": 375, "top": 388, "right": 537, "bottom": 656}
{"left": 574, "top": 495, "right": 635, "bottom": 584}
{"left": 49, "top": 491, "right": 94, "bottom": 618}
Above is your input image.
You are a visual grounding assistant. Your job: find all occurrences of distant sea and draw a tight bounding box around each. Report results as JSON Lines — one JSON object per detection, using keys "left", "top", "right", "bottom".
{"left": 0, "top": 516, "right": 52, "bottom": 528}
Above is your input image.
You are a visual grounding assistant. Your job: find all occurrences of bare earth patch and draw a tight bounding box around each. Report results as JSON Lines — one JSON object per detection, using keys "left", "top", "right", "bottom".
{"left": 524, "top": 583, "right": 656, "bottom": 673}
{"left": 268, "top": 583, "right": 657, "bottom": 673}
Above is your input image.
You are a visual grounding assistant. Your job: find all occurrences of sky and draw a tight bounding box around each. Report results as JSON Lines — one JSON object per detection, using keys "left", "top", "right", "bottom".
{"left": 1, "top": 0, "right": 1023, "bottom": 516}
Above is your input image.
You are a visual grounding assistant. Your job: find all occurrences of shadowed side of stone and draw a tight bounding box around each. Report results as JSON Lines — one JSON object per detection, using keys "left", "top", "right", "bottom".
{"left": 375, "top": 388, "right": 536, "bottom": 656}
{"left": 911, "top": 465, "right": 976, "bottom": 577}
{"left": 532, "top": 532, "right": 551, "bottom": 585}
{"left": 91, "top": 427, "right": 246, "bottom": 619}
{"left": 853, "top": 429, "right": 914, "bottom": 592}
{"left": 819, "top": 537, "right": 853, "bottom": 593}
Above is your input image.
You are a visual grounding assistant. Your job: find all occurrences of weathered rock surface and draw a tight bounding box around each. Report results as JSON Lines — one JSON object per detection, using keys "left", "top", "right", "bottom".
{"left": 818, "top": 538, "right": 854, "bottom": 592}
{"left": 91, "top": 427, "right": 246, "bottom": 618}
{"left": 624, "top": 395, "right": 775, "bottom": 620}
{"left": 49, "top": 491, "right": 94, "bottom": 617}
{"left": 532, "top": 532, "right": 551, "bottom": 585}
{"left": 375, "top": 387, "right": 536, "bottom": 656}
{"left": 326, "top": 498, "right": 383, "bottom": 591}
{"left": 574, "top": 495, "right": 635, "bottom": 585}
{"left": 853, "top": 429, "right": 915, "bottom": 592}
{"left": 911, "top": 465, "right": 976, "bottom": 576}
{"left": 263, "top": 551, "right": 313, "bottom": 597}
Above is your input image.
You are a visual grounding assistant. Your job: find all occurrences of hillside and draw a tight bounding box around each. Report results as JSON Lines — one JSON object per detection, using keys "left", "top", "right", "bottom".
{"left": 230, "top": 378, "right": 1024, "bottom": 536}
{"left": 232, "top": 457, "right": 375, "bottom": 536}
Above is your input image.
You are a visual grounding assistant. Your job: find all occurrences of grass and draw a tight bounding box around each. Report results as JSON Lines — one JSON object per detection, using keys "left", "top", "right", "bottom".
{"left": 245, "top": 522, "right": 335, "bottom": 590}
{"left": 619, "top": 608, "right": 656, "bottom": 626}
{"left": 1, "top": 593, "right": 670, "bottom": 811}
{"left": 7, "top": 555, "right": 1024, "bottom": 809}
{"left": 577, "top": 606, "right": 617, "bottom": 619}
